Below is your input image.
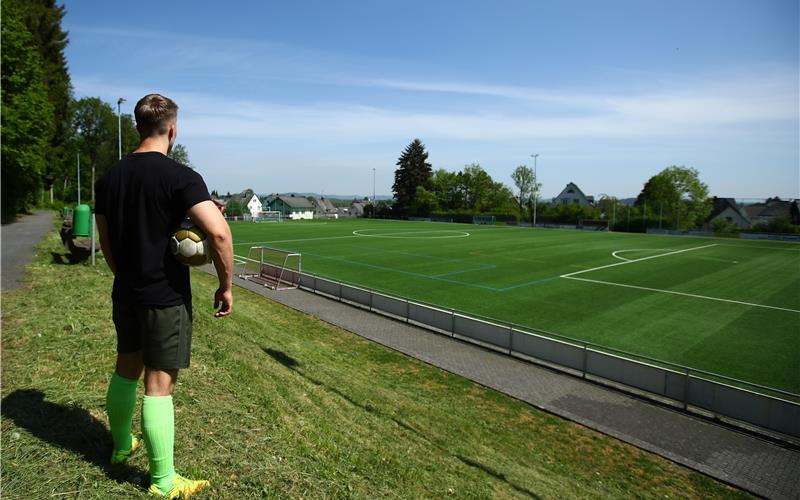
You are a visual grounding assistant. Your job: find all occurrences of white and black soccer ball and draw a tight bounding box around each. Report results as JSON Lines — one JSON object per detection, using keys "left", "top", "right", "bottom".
{"left": 170, "top": 220, "right": 211, "bottom": 266}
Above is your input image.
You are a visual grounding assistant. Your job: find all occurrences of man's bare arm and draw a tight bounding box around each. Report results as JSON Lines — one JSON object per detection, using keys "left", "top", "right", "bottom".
{"left": 187, "top": 200, "right": 234, "bottom": 317}
{"left": 96, "top": 214, "right": 116, "bottom": 274}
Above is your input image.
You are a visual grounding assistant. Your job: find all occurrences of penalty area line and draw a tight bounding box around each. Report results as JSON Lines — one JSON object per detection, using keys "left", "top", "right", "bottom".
{"left": 562, "top": 276, "right": 800, "bottom": 314}
{"left": 563, "top": 244, "right": 718, "bottom": 278}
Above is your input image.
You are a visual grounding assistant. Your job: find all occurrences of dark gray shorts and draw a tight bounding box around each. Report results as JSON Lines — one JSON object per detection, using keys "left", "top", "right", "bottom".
{"left": 112, "top": 301, "right": 193, "bottom": 369}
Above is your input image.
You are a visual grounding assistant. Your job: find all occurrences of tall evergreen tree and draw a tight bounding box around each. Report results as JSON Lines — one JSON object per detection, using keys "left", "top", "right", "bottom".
{"left": 7, "top": 0, "right": 72, "bottom": 199}
{"left": 1, "top": 11, "right": 54, "bottom": 220}
{"left": 392, "top": 138, "right": 432, "bottom": 214}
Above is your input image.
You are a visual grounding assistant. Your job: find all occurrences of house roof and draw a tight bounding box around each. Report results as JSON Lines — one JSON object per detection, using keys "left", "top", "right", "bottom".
{"left": 742, "top": 198, "right": 792, "bottom": 219}
{"left": 310, "top": 197, "right": 337, "bottom": 211}
{"left": 708, "top": 197, "right": 750, "bottom": 222}
{"left": 233, "top": 188, "right": 257, "bottom": 203}
{"left": 272, "top": 194, "right": 314, "bottom": 209}
{"left": 555, "top": 182, "right": 589, "bottom": 201}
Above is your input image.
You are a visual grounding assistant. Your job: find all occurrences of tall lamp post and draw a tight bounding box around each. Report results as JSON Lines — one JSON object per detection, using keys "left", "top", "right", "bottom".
{"left": 117, "top": 97, "right": 126, "bottom": 160}
{"left": 530, "top": 154, "right": 539, "bottom": 227}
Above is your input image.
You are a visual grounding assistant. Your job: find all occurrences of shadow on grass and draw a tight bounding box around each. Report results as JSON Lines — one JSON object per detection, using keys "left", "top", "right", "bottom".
{"left": 260, "top": 346, "right": 540, "bottom": 499}
{"left": 2, "top": 389, "right": 148, "bottom": 486}
{"left": 50, "top": 251, "right": 87, "bottom": 265}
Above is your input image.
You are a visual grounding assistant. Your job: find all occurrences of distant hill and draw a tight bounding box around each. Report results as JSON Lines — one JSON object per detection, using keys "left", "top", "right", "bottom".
{"left": 261, "top": 192, "right": 393, "bottom": 202}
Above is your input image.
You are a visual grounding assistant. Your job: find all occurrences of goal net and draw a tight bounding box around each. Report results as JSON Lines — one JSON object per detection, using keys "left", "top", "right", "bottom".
{"left": 253, "top": 211, "right": 282, "bottom": 223}
{"left": 473, "top": 215, "right": 496, "bottom": 225}
{"left": 238, "top": 246, "right": 301, "bottom": 290}
{"left": 578, "top": 219, "right": 610, "bottom": 231}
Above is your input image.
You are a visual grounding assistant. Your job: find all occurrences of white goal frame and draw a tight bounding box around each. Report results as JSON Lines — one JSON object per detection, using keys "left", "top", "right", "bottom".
{"left": 473, "top": 215, "right": 496, "bottom": 225}
{"left": 253, "top": 210, "right": 282, "bottom": 223}
{"left": 238, "top": 246, "right": 301, "bottom": 290}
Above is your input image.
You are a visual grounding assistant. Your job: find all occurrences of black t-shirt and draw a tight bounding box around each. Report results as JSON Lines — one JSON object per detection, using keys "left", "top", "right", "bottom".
{"left": 95, "top": 152, "right": 211, "bottom": 306}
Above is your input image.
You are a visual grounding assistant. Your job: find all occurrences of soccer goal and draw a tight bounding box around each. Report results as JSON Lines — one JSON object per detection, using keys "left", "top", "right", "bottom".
{"left": 238, "top": 246, "right": 301, "bottom": 290}
{"left": 578, "top": 219, "right": 610, "bottom": 231}
{"left": 473, "top": 215, "right": 496, "bottom": 225}
{"left": 253, "top": 211, "right": 282, "bottom": 223}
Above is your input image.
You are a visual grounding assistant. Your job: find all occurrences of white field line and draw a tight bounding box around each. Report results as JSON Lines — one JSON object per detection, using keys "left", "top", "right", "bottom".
{"left": 611, "top": 251, "right": 632, "bottom": 262}
{"left": 352, "top": 229, "right": 470, "bottom": 239}
{"left": 563, "top": 276, "right": 800, "bottom": 314}
{"left": 235, "top": 235, "right": 359, "bottom": 246}
{"left": 610, "top": 248, "right": 672, "bottom": 262}
{"left": 561, "top": 244, "right": 718, "bottom": 278}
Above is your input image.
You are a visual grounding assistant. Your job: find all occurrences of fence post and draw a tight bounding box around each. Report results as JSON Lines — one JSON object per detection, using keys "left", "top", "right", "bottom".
{"left": 451, "top": 310, "right": 456, "bottom": 337}
{"left": 369, "top": 290, "right": 373, "bottom": 312}
{"left": 313, "top": 275, "right": 317, "bottom": 294}
{"left": 508, "top": 326, "right": 514, "bottom": 355}
{"left": 683, "top": 368, "right": 691, "bottom": 410}
{"left": 582, "top": 344, "right": 588, "bottom": 379}
{"left": 338, "top": 283, "right": 343, "bottom": 302}
{"left": 406, "top": 299, "right": 410, "bottom": 323}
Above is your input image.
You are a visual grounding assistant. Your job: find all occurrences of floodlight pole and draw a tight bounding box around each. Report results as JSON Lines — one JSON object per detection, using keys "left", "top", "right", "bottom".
{"left": 117, "top": 97, "right": 126, "bottom": 160}
{"left": 532, "top": 154, "right": 539, "bottom": 227}
{"left": 76, "top": 152, "right": 81, "bottom": 205}
{"left": 612, "top": 198, "right": 616, "bottom": 231}
{"left": 372, "top": 167, "right": 376, "bottom": 204}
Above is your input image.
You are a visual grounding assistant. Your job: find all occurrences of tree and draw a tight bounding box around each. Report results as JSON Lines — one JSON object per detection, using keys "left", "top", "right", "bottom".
{"left": 637, "top": 166, "right": 711, "bottom": 230}
{"left": 392, "top": 138, "right": 432, "bottom": 214}
{"left": 5, "top": 0, "right": 72, "bottom": 204}
{"left": 511, "top": 165, "right": 535, "bottom": 220}
{"left": 460, "top": 163, "right": 495, "bottom": 211}
{"left": 168, "top": 143, "right": 192, "bottom": 167}
{"left": 225, "top": 200, "right": 244, "bottom": 217}
{"left": 1, "top": 11, "right": 54, "bottom": 219}
{"left": 430, "top": 169, "right": 463, "bottom": 210}
{"left": 409, "top": 186, "right": 439, "bottom": 215}
{"left": 72, "top": 97, "right": 116, "bottom": 202}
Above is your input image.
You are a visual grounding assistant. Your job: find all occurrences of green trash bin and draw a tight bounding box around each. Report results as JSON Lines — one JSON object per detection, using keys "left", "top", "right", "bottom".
{"left": 62, "top": 206, "right": 69, "bottom": 218}
{"left": 73, "top": 204, "right": 91, "bottom": 237}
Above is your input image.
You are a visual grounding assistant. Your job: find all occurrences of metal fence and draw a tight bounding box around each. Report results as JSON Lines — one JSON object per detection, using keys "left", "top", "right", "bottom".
{"left": 296, "top": 272, "right": 800, "bottom": 440}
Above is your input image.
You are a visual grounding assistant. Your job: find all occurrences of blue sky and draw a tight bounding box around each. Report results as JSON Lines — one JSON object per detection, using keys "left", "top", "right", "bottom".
{"left": 64, "top": 0, "right": 798, "bottom": 199}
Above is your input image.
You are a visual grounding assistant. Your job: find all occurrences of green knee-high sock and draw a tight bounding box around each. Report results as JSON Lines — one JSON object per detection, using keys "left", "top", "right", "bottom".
{"left": 142, "top": 395, "right": 175, "bottom": 492}
{"left": 106, "top": 373, "right": 138, "bottom": 453}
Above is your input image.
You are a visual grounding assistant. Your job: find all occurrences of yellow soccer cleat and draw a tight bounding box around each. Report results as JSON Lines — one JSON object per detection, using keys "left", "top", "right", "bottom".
{"left": 148, "top": 473, "right": 210, "bottom": 499}
{"left": 110, "top": 435, "right": 141, "bottom": 465}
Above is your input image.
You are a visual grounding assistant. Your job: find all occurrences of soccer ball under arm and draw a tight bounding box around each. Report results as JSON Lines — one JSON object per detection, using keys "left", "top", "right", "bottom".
{"left": 169, "top": 220, "right": 212, "bottom": 266}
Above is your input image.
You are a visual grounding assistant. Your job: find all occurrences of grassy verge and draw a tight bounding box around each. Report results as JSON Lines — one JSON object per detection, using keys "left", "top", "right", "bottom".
{"left": 1, "top": 229, "right": 750, "bottom": 499}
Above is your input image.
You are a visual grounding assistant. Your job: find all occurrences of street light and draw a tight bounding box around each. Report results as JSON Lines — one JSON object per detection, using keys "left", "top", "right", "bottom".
{"left": 530, "top": 154, "right": 539, "bottom": 227}
{"left": 117, "top": 97, "right": 126, "bottom": 160}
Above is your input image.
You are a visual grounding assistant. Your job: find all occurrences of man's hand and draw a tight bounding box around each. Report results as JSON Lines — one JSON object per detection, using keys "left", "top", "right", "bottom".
{"left": 212, "top": 198, "right": 226, "bottom": 215}
{"left": 214, "top": 287, "right": 233, "bottom": 317}
{"left": 187, "top": 200, "right": 235, "bottom": 318}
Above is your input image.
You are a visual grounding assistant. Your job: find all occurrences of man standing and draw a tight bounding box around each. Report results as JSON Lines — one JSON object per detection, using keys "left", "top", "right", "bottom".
{"left": 95, "top": 94, "right": 233, "bottom": 498}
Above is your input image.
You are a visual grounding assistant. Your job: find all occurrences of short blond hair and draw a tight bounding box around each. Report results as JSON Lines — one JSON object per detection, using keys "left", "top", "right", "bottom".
{"left": 134, "top": 94, "right": 178, "bottom": 138}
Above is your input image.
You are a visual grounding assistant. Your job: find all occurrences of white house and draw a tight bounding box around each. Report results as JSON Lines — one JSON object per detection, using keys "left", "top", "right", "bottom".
{"left": 246, "top": 194, "right": 263, "bottom": 218}
{"left": 552, "top": 182, "right": 593, "bottom": 206}
{"left": 230, "top": 188, "right": 263, "bottom": 218}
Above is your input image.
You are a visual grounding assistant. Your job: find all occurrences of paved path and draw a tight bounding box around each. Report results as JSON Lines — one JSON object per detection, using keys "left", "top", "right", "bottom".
{"left": 215, "top": 270, "right": 800, "bottom": 500}
{"left": 1, "top": 211, "right": 54, "bottom": 290}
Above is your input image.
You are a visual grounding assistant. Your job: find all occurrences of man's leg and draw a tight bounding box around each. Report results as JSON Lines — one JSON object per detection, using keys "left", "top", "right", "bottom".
{"left": 108, "top": 302, "right": 145, "bottom": 464}
{"left": 142, "top": 368, "right": 178, "bottom": 492}
{"left": 107, "top": 352, "right": 143, "bottom": 459}
{"left": 141, "top": 303, "right": 208, "bottom": 497}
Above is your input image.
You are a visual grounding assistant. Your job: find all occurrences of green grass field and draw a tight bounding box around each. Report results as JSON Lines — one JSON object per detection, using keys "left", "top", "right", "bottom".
{"left": 0, "top": 228, "right": 750, "bottom": 498}
{"left": 230, "top": 219, "right": 800, "bottom": 393}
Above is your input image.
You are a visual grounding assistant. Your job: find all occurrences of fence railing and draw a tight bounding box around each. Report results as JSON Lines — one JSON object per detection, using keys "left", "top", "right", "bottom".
{"left": 294, "top": 272, "right": 800, "bottom": 440}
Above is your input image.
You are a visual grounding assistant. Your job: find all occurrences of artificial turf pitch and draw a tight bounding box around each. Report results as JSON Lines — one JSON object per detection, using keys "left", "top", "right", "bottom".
{"left": 229, "top": 219, "right": 800, "bottom": 394}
